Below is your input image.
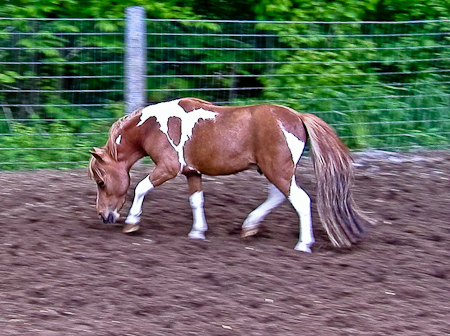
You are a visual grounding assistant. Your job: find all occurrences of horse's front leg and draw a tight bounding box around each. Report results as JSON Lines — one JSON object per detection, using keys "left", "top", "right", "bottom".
{"left": 186, "top": 173, "right": 207, "bottom": 239}
{"left": 123, "top": 176, "right": 154, "bottom": 232}
{"left": 123, "top": 165, "right": 178, "bottom": 233}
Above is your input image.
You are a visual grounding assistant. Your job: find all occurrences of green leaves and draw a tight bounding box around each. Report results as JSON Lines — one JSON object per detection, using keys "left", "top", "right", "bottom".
{"left": 0, "top": 115, "right": 113, "bottom": 170}
{"left": 1, "top": 0, "right": 450, "bottom": 170}
{"left": 0, "top": 71, "right": 20, "bottom": 84}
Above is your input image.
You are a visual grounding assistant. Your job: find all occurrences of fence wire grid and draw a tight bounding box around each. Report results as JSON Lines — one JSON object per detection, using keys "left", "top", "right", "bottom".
{"left": 1, "top": 17, "right": 450, "bottom": 169}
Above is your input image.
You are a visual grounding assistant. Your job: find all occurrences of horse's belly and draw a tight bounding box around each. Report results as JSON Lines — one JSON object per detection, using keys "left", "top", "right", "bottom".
{"left": 194, "top": 161, "right": 253, "bottom": 176}
{"left": 184, "top": 140, "right": 254, "bottom": 176}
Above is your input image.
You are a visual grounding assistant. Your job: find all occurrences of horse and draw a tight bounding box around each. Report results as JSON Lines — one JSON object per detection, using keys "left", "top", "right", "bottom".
{"left": 88, "top": 97, "right": 370, "bottom": 253}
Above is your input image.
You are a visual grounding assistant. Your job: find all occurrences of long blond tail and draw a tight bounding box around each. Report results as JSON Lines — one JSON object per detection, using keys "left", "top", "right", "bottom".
{"left": 299, "top": 113, "right": 370, "bottom": 248}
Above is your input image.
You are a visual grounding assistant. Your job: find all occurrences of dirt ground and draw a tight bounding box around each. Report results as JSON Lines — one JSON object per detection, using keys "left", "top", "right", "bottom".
{"left": 0, "top": 150, "right": 449, "bottom": 335}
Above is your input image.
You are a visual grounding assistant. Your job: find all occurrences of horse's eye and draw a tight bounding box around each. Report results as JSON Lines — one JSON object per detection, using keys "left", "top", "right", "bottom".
{"left": 97, "top": 181, "right": 105, "bottom": 188}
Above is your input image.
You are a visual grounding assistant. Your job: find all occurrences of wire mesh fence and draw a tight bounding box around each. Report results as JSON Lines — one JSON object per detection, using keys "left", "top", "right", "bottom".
{"left": 1, "top": 17, "right": 450, "bottom": 169}
{"left": 146, "top": 19, "right": 450, "bottom": 151}
{"left": 0, "top": 18, "right": 124, "bottom": 169}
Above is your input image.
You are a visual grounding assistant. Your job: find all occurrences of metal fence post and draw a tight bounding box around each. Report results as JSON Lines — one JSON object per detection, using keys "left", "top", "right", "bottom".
{"left": 125, "top": 6, "right": 146, "bottom": 114}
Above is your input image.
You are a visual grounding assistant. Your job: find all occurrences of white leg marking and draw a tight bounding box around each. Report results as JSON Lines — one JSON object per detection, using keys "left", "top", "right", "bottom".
{"left": 111, "top": 210, "right": 120, "bottom": 222}
{"left": 288, "top": 176, "right": 315, "bottom": 253}
{"left": 125, "top": 176, "right": 154, "bottom": 225}
{"left": 188, "top": 191, "right": 207, "bottom": 239}
{"left": 243, "top": 184, "right": 285, "bottom": 230}
{"left": 137, "top": 100, "right": 217, "bottom": 169}
{"left": 279, "top": 124, "right": 305, "bottom": 164}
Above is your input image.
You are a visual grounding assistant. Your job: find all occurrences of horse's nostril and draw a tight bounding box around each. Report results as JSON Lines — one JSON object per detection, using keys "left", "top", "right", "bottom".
{"left": 107, "top": 213, "right": 116, "bottom": 223}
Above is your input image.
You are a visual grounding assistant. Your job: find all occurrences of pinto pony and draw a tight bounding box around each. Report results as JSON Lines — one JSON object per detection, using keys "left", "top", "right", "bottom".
{"left": 88, "top": 98, "right": 369, "bottom": 252}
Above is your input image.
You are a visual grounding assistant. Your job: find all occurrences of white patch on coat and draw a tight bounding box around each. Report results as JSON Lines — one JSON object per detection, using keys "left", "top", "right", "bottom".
{"left": 137, "top": 100, "right": 217, "bottom": 168}
{"left": 115, "top": 135, "right": 122, "bottom": 145}
{"left": 279, "top": 124, "right": 304, "bottom": 164}
{"left": 125, "top": 176, "right": 154, "bottom": 225}
{"left": 288, "top": 176, "right": 314, "bottom": 252}
{"left": 188, "top": 191, "right": 207, "bottom": 239}
{"left": 242, "top": 183, "right": 285, "bottom": 230}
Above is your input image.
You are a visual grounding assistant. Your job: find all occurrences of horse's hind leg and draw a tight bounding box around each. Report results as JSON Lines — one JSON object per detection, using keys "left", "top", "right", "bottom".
{"left": 242, "top": 183, "right": 285, "bottom": 237}
{"left": 262, "top": 166, "right": 314, "bottom": 252}
{"left": 257, "top": 124, "right": 314, "bottom": 252}
{"left": 263, "top": 175, "right": 314, "bottom": 252}
{"left": 186, "top": 173, "right": 208, "bottom": 239}
{"left": 287, "top": 176, "right": 314, "bottom": 253}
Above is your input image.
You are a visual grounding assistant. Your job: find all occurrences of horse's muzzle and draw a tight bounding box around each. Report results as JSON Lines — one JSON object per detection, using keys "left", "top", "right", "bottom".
{"left": 99, "top": 212, "right": 117, "bottom": 224}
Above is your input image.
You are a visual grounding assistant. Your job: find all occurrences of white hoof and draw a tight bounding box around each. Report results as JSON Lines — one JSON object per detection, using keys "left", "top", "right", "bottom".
{"left": 123, "top": 223, "right": 140, "bottom": 233}
{"left": 188, "top": 230, "right": 205, "bottom": 239}
{"left": 241, "top": 225, "right": 259, "bottom": 237}
{"left": 125, "top": 214, "right": 140, "bottom": 225}
{"left": 294, "top": 242, "right": 312, "bottom": 253}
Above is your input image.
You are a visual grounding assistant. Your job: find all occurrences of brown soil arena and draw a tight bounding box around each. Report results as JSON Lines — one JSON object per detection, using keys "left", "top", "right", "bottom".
{"left": 1, "top": 151, "right": 449, "bottom": 335}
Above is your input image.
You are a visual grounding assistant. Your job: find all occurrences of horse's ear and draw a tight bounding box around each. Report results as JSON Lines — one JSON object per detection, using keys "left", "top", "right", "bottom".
{"left": 90, "top": 147, "right": 105, "bottom": 162}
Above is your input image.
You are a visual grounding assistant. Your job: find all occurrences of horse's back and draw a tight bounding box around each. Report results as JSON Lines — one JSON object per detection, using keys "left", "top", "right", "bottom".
{"left": 180, "top": 98, "right": 304, "bottom": 133}
{"left": 180, "top": 100, "right": 256, "bottom": 175}
{"left": 179, "top": 98, "right": 306, "bottom": 176}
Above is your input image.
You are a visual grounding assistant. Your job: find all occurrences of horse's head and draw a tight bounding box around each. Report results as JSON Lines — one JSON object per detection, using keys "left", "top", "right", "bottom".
{"left": 89, "top": 147, "right": 130, "bottom": 224}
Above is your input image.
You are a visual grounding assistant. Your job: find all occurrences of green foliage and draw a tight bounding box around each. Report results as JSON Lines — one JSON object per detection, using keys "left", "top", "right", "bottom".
{"left": 253, "top": 0, "right": 380, "bottom": 22}
{"left": 0, "top": 15, "right": 123, "bottom": 169}
{"left": 0, "top": 71, "right": 20, "bottom": 84}
{"left": 146, "top": 20, "right": 271, "bottom": 102}
{"left": 0, "top": 116, "right": 113, "bottom": 170}
{"left": 0, "top": 0, "right": 196, "bottom": 19}
{"left": 250, "top": 19, "right": 450, "bottom": 150}
{"left": 1, "top": 0, "right": 450, "bottom": 170}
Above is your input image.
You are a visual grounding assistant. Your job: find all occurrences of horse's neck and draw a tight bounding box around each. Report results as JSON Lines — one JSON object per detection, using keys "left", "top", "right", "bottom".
{"left": 115, "top": 114, "right": 148, "bottom": 170}
{"left": 119, "top": 149, "right": 144, "bottom": 172}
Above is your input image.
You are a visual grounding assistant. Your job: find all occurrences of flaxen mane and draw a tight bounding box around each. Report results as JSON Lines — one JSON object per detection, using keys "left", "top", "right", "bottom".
{"left": 88, "top": 108, "right": 143, "bottom": 179}
{"left": 105, "top": 108, "right": 143, "bottom": 160}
